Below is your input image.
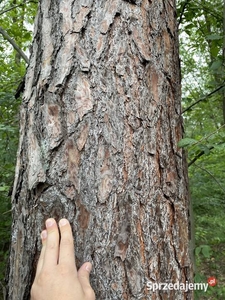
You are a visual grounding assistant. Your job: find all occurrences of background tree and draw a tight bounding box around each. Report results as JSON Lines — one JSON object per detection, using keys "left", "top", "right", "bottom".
{"left": 5, "top": 0, "right": 193, "bottom": 299}
{"left": 0, "top": 1, "right": 37, "bottom": 297}
{"left": 177, "top": 0, "right": 225, "bottom": 298}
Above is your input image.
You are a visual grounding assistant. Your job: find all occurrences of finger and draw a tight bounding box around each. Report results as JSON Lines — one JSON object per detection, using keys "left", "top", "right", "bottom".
{"left": 42, "top": 218, "right": 60, "bottom": 268}
{"left": 35, "top": 230, "right": 47, "bottom": 277}
{"left": 78, "top": 263, "right": 95, "bottom": 299}
{"left": 58, "top": 219, "right": 76, "bottom": 269}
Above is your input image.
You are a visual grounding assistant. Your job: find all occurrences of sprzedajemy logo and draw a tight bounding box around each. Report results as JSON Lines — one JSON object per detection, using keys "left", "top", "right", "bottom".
{"left": 146, "top": 281, "right": 209, "bottom": 292}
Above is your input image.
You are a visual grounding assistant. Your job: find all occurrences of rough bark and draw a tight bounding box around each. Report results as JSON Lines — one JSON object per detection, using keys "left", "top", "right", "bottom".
{"left": 6, "top": 0, "right": 193, "bottom": 299}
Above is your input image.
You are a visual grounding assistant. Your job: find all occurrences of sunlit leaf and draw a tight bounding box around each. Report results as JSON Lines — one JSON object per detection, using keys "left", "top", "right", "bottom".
{"left": 178, "top": 138, "right": 198, "bottom": 148}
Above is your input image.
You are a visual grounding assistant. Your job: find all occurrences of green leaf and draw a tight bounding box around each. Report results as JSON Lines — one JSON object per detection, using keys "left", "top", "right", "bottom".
{"left": 210, "top": 60, "right": 222, "bottom": 71}
{"left": 197, "top": 144, "right": 211, "bottom": 155}
{"left": 194, "top": 273, "right": 205, "bottom": 283}
{"left": 178, "top": 138, "right": 198, "bottom": 148}
{"left": 201, "top": 245, "right": 211, "bottom": 258}
{"left": 195, "top": 246, "right": 202, "bottom": 256}
{"left": 0, "top": 186, "right": 9, "bottom": 192}
{"left": 206, "top": 34, "right": 223, "bottom": 40}
{"left": 214, "top": 143, "right": 225, "bottom": 150}
{"left": 210, "top": 45, "right": 220, "bottom": 57}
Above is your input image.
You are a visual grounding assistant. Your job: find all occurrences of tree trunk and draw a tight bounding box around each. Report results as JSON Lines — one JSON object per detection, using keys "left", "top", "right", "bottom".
{"left": 6, "top": 0, "right": 193, "bottom": 299}
{"left": 223, "top": 0, "right": 225, "bottom": 123}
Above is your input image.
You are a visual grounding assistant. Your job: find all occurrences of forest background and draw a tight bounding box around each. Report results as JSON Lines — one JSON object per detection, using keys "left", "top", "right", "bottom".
{"left": 0, "top": 0, "right": 225, "bottom": 299}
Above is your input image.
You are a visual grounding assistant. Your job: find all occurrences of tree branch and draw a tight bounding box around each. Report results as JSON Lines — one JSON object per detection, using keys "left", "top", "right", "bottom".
{"left": 0, "top": 1, "right": 38, "bottom": 16}
{"left": 178, "top": 0, "right": 191, "bottom": 28}
{"left": 182, "top": 84, "right": 225, "bottom": 114}
{"left": 188, "top": 146, "right": 214, "bottom": 167}
{"left": 0, "top": 4, "right": 22, "bottom": 16}
{"left": 188, "top": 124, "right": 225, "bottom": 166}
{"left": 0, "top": 26, "right": 29, "bottom": 64}
{"left": 194, "top": 163, "right": 225, "bottom": 194}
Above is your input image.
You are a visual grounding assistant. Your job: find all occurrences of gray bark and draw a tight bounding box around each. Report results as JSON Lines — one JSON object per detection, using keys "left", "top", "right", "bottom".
{"left": 6, "top": 0, "right": 193, "bottom": 299}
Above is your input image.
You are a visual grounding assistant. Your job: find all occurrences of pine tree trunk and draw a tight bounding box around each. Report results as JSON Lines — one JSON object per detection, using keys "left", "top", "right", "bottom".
{"left": 6, "top": 0, "right": 193, "bottom": 299}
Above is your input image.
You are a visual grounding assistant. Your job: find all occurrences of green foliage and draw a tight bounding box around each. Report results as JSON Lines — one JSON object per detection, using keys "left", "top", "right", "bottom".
{"left": 195, "top": 245, "right": 212, "bottom": 258}
{"left": 0, "top": 88, "right": 20, "bottom": 298}
{"left": 0, "top": 0, "right": 37, "bottom": 298}
{"left": 177, "top": 0, "right": 225, "bottom": 298}
{"left": 0, "top": 83, "right": 19, "bottom": 297}
{"left": 189, "top": 151, "right": 225, "bottom": 300}
{"left": 178, "top": 137, "right": 198, "bottom": 148}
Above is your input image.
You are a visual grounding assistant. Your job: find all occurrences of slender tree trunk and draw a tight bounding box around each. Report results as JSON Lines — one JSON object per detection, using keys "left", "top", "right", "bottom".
{"left": 223, "top": 0, "right": 225, "bottom": 123}
{"left": 6, "top": 0, "right": 193, "bottom": 299}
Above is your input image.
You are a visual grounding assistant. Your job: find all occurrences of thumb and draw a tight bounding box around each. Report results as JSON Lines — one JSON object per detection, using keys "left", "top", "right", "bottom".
{"left": 78, "top": 262, "right": 95, "bottom": 299}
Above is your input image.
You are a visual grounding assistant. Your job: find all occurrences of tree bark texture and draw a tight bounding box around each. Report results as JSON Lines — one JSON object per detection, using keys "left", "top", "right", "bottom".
{"left": 6, "top": 0, "right": 193, "bottom": 299}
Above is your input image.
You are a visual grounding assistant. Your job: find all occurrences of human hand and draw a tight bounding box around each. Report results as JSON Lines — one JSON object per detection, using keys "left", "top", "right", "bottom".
{"left": 31, "top": 218, "right": 95, "bottom": 300}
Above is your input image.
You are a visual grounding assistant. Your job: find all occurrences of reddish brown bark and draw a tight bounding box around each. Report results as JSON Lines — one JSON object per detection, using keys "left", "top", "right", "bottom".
{"left": 6, "top": 0, "right": 193, "bottom": 299}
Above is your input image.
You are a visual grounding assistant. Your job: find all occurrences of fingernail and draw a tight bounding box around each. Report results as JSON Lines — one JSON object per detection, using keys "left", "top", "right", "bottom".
{"left": 85, "top": 263, "right": 92, "bottom": 273}
{"left": 59, "top": 218, "right": 68, "bottom": 227}
{"left": 46, "top": 218, "right": 54, "bottom": 228}
{"left": 41, "top": 230, "right": 47, "bottom": 239}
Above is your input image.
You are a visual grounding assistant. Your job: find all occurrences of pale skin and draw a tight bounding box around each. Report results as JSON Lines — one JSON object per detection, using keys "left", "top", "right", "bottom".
{"left": 30, "top": 218, "right": 95, "bottom": 300}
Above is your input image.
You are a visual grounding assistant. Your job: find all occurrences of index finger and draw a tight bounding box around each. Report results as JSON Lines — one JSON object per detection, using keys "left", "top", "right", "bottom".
{"left": 58, "top": 219, "right": 76, "bottom": 270}
{"left": 42, "top": 218, "right": 60, "bottom": 268}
